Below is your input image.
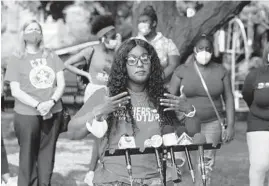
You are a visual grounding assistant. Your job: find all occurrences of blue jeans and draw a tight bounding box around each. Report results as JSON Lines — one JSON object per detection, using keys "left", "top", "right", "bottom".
{"left": 94, "top": 179, "right": 174, "bottom": 186}
{"left": 195, "top": 119, "right": 221, "bottom": 186}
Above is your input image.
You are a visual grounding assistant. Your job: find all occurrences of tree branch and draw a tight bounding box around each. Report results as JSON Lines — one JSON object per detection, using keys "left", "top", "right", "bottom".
{"left": 132, "top": 1, "right": 250, "bottom": 63}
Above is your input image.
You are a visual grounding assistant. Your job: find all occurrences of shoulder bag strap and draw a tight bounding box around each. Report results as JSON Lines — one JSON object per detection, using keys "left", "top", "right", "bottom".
{"left": 193, "top": 62, "right": 224, "bottom": 128}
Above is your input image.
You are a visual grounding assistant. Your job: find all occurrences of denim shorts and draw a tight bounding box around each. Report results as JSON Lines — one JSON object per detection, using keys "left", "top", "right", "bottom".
{"left": 94, "top": 178, "right": 174, "bottom": 186}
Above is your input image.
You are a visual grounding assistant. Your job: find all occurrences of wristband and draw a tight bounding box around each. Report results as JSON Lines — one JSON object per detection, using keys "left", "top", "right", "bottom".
{"left": 184, "top": 105, "right": 196, "bottom": 118}
{"left": 35, "top": 102, "right": 41, "bottom": 109}
{"left": 86, "top": 118, "right": 108, "bottom": 138}
{"left": 50, "top": 98, "right": 57, "bottom": 104}
{"left": 93, "top": 109, "right": 105, "bottom": 121}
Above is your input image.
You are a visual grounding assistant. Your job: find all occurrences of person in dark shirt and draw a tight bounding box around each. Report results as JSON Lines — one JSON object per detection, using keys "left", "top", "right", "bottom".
{"left": 242, "top": 43, "right": 269, "bottom": 186}
{"left": 168, "top": 34, "right": 235, "bottom": 186}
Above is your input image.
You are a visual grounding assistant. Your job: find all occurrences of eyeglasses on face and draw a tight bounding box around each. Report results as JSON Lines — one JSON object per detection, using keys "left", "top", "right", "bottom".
{"left": 126, "top": 53, "right": 151, "bottom": 66}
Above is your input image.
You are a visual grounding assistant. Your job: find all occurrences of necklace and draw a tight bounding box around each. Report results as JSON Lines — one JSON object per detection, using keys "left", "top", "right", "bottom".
{"left": 127, "top": 88, "right": 149, "bottom": 106}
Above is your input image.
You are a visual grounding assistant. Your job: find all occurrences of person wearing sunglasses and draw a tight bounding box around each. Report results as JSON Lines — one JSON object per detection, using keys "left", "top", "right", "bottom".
{"left": 68, "top": 38, "right": 199, "bottom": 186}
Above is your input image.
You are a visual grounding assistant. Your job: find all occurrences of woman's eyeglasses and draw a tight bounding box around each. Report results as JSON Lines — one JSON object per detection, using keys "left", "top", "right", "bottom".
{"left": 126, "top": 54, "right": 151, "bottom": 66}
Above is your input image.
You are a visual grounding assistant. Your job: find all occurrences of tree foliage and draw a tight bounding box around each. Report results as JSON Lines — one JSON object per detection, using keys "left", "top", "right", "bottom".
{"left": 132, "top": 1, "right": 250, "bottom": 64}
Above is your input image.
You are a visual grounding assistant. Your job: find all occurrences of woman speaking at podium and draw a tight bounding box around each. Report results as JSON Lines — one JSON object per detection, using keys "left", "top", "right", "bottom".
{"left": 68, "top": 38, "right": 199, "bottom": 186}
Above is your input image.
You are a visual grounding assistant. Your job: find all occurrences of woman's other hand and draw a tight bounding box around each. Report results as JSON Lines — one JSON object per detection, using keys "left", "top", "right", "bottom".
{"left": 222, "top": 126, "right": 235, "bottom": 143}
{"left": 160, "top": 86, "right": 193, "bottom": 113}
{"left": 37, "top": 100, "right": 54, "bottom": 116}
{"left": 94, "top": 92, "right": 130, "bottom": 120}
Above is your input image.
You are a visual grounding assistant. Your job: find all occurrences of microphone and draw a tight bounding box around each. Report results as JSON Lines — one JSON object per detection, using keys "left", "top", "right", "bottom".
{"left": 162, "top": 125, "right": 181, "bottom": 183}
{"left": 150, "top": 135, "right": 164, "bottom": 183}
{"left": 193, "top": 133, "right": 207, "bottom": 186}
{"left": 118, "top": 134, "right": 136, "bottom": 184}
{"left": 184, "top": 116, "right": 201, "bottom": 137}
{"left": 176, "top": 128, "right": 195, "bottom": 183}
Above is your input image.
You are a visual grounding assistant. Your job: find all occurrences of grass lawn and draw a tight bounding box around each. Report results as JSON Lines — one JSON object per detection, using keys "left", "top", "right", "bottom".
{"left": 1, "top": 112, "right": 268, "bottom": 186}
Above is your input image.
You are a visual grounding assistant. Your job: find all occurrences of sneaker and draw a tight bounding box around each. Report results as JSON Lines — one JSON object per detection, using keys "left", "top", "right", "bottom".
{"left": 2, "top": 180, "right": 7, "bottom": 186}
{"left": 3, "top": 176, "right": 17, "bottom": 186}
{"left": 84, "top": 171, "right": 94, "bottom": 186}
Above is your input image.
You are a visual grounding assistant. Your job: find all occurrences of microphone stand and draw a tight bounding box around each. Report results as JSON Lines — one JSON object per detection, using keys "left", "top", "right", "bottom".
{"left": 162, "top": 148, "right": 168, "bottom": 186}
{"left": 105, "top": 143, "right": 221, "bottom": 186}
{"left": 185, "top": 147, "right": 195, "bottom": 183}
{"left": 154, "top": 148, "right": 164, "bottom": 185}
{"left": 199, "top": 151, "right": 206, "bottom": 186}
{"left": 125, "top": 149, "right": 133, "bottom": 186}
{"left": 170, "top": 147, "right": 181, "bottom": 183}
{"left": 198, "top": 147, "right": 206, "bottom": 186}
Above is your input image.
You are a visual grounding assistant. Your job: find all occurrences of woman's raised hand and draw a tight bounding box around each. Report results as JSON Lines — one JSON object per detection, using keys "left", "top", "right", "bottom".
{"left": 94, "top": 92, "right": 131, "bottom": 119}
{"left": 160, "top": 86, "right": 193, "bottom": 113}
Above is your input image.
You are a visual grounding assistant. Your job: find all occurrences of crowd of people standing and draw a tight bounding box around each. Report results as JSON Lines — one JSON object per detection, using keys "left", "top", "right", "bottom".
{"left": 1, "top": 5, "right": 269, "bottom": 186}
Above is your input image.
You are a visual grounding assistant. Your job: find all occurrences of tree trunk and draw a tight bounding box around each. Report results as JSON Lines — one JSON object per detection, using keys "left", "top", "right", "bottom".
{"left": 132, "top": 1, "right": 250, "bottom": 63}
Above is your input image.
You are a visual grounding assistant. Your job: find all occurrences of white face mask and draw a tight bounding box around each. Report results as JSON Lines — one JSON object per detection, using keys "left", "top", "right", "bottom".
{"left": 138, "top": 22, "right": 151, "bottom": 36}
{"left": 195, "top": 50, "right": 212, "bottom": 65}
{"left": 104, "top": 39, "right": 118, "bottom": 50}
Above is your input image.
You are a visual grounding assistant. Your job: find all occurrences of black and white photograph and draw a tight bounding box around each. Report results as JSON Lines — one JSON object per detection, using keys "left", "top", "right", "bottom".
{"left": 1, "top": 1, "right": 269, "bottom": 186}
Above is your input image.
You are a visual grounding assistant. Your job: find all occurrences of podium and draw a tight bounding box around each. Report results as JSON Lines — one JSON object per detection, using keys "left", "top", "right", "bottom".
{"left": 105, "top": 143, "right": 221, "bottom": 186}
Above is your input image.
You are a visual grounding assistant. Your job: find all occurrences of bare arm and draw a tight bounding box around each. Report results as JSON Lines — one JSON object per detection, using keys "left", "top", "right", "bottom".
{"left": 167, "top": 72, "right": 182, "bottom": 95}
{"left": 222, "top": 72, "right": 235, "bottom": 129}
{"left": 66, "top": 111, "right": 93, "bottom": 140}
{"left": 67, "top": 91, "right": 130, "bottom": 140}
{"left": 242, "top": 70, "right": 256, "bottom": 107}
{"left": 10, "top": 81, "right": 39, "bottom": 108}
{"left": 164, "top": 55, "right": 180, "bottom": 81}
{"left": 64, "top": 49, "right": 92, "bottom": 80}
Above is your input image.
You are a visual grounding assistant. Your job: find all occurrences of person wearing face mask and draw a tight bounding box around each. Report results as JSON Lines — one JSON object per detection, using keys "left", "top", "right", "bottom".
{"left": 64, "top": 15, "right": 121, "bottom": 186}
{"left": 65, "top": 15, "right": 121, "bottom": 102}
{"left": 242, "top": 44, "right": 269, "bottom": 186}
{"left": 4, "top": 20, "right": 65, "bottom": 186}
{"left": 67, "top": 38, "right": 198, "bottom": 186}
{"left": 168, "top": 34, "right": 235, "bottom": 186}
{"left": 136, "top": 5, "right": 180, "bottom": 83}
